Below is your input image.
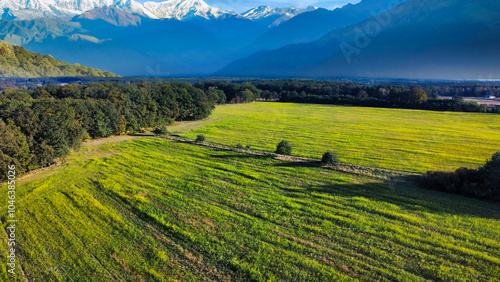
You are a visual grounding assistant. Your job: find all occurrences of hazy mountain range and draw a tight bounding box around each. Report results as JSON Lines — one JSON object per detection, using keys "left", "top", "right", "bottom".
{"left": 0, "top": 0, "right": 499, "bottom": 79}
{"left": 219, "top": 0, "right": 500, "bottom": 80}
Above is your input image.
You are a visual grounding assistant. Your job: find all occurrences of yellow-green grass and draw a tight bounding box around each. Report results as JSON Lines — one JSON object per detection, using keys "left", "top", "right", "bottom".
{"left": 169, "top": 102, "right": 500, "bottom": 172}
{"left": 1, "top": 137, "right": 499, "bottom": 281}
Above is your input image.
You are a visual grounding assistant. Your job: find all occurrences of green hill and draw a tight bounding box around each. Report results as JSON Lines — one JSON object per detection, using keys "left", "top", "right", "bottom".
{"left": 0, "top": 40, "right": 117, "bottom": 78}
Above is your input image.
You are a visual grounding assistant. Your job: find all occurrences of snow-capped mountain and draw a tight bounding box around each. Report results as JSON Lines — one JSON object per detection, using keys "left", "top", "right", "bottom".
{"left": 56, "top": 0, "right": 157, "bottom": 18}
{"left": 0, "top": 0, "right": 54, "bottom": 10}
{"left": 143, "top": 0, "right": 232, "bottom": 20}
{"left": 0, "top": 0, "right": 69, "bottom": 20}
{"left": 0, "top": 0, "right": 314, "bottom": 23}
{"left": 0, "top": 0, "right": 230, "bottom": 20}
{"left": 241, "top": 5, "right": 317, "bottom": 21}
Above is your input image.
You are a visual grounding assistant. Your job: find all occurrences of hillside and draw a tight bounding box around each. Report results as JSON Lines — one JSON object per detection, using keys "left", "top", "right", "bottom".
{"left": 23, "top": 18, "right": 236, "bottom": 76}
{"left": 0, "top": 40, "right": 117, "bottom": 77}
{"left": 219, "top": 0, "right": 500, "bottom": 79}
{"left": 1, "top": 136, "right": 499, "bottom": 280}
{"left": 74, "top": 6, "right": 143, "bottom": 27}
{"left": 0, "top": 18, "right": 82, "bottom": 46}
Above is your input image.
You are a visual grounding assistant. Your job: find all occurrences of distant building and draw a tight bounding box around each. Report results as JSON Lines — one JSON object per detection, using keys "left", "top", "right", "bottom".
{"left": 483, "top": 95, "right": 496, "bottom": 99}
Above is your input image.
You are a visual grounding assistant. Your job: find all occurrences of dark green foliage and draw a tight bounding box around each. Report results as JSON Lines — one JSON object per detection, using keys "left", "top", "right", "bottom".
{"left": 322, "top": 152, "right": 339, "bottom": 165}
{"left": 194, "top": 82, "right": 262, "bottom": 104}
{"left": 275, "top": 140, "right": 292, "bottom": 155}
{"left": 153, "top": 126, "right": 169, "bottom": 136}
{"left": 247, "top": 80, "right": 499, "bottom": 114}
{"left": 420, "top": 152, "right": 500, "bottom": 201}
{"left": 0, "top": 82, "right": 217, "bottom": 180}
{"left": 196, "top": 135, "right": 206, "bottom": 142}
{"left": 0, "top": 119, "right": 30, "bottom": 176}
{"left": 388, "top": 88, "right": 428, "bottom": 106}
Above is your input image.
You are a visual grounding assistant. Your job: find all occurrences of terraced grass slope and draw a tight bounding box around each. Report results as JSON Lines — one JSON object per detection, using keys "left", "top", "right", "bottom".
{"left": 1, "top": 137, "right": 499, "bottom": 281}
{"left": 169, "top": 102, "right": 500, "bottom": 172}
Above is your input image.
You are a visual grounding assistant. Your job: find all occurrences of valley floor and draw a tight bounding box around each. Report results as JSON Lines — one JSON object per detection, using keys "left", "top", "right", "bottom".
{"left": 1, "top": 136, "right": 499, "bottom": 281}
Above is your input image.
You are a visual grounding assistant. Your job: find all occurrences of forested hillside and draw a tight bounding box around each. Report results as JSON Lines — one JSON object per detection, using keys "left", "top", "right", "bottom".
{"left": 0, "top": 82, "right": 222, "bottom": 179}
{"left": 0, "top": 40, "right": 117, "bottom": 77}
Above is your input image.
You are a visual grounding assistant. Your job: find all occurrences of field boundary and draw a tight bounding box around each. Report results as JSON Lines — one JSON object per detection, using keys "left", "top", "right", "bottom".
{"left": 3, "top": 133, "right": 418, "bottom": 186}
{"left": 162, "top": 135, "right": 419, "bottom": 180}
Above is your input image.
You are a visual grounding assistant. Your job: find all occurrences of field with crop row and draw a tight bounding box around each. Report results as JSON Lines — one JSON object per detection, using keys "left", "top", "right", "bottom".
{"left": 1, "top": 137, "right": 499, "bottom": 281}
{"left": 169, "top": 102, "right": 500, "bottom": 172}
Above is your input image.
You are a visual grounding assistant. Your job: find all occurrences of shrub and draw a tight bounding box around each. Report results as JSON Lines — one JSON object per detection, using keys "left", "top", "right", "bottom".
{"left": 196, "top": 134, "right": 206, "bottom": 142}
{"left": 419, "top": 151, "right": 500, "bottom": 201}
{"left": 152, "top": 126, "right": 169, "bottom": 136}
{"left": 490, "top": 152, "right": 500, "bottom": 162}
{"left": 236, "top": 143, "right": 244, "bottom": 149}
{"left": 275, "top": 140, "right": 292, "bottom": 155}
{"left": 246, "top": 145, "right": 251, "bottom": 149}
{"left": 322, "top": 152, "right": 339, "bottom": 165}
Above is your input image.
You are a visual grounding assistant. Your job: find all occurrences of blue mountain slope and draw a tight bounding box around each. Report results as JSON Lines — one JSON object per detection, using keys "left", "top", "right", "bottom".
{"left": 250, "top": 0, "right": 409, "bottom": 51}
{"left": 217, "top": 0, "right": 500, "bottom": 80}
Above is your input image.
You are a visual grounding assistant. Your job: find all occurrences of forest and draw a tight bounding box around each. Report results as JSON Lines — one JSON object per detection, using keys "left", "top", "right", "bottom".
{"left": 0, "top": 82, "right": 223, "bottom": 180}
{"left": 246, "top": 80, "right": 500, "bottom": 113}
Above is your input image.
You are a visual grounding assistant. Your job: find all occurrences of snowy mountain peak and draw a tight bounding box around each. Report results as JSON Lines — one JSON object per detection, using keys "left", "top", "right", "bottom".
{"left": 55, "top": 0, "right": 157, "bottom": 18}
{"left": 241, "top": 5, "right": 317, "bottom": 21}
{"left": 0, "top": 0, "right": 56, "bottom": 11}
{"left": 0, "top": 0, "right": 316, "bottom": 22}
{"left": 143, "top": 0, "right": 230, "bottom": 20}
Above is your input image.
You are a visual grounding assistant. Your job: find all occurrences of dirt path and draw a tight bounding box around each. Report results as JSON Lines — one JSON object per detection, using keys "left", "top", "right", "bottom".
{"left": 162, "top": 135, "right": 418, "bottom": 180}
{"left": 9, "top": 135, "right": 141, "bottom": 184}
{"left": 83, "top": 135, "right": 139, "bottom": 146}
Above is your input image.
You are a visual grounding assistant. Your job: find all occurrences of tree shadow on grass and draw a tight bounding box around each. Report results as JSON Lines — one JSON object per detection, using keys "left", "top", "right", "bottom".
{"left": 273, "top": 161, "right": 321, "bottom": 168}
{"left": 284, "top": 179, "right": 500, "bottom": 220}
{"left": 209, "top": 154, "right": 270, "bottom": 160}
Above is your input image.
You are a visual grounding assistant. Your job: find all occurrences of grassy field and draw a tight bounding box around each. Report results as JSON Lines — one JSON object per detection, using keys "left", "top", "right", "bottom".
{"left": 169, "top": 102, "right": 500, "bottom": 172}
{"left": 1, "top": 137, "right": 499, "bottom": 281}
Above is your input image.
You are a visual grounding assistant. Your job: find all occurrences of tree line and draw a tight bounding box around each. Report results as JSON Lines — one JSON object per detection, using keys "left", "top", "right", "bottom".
{"left": 418, "top": 152, "right": 500, "bottom": 202}
{"left": 0, "top": 82, "right": 222, "bottom": 180}
{"left": 247, "top": 80, "right": 499, "bottom": 113}
{"left": 192, "top": 80, "right": 500, "bottom": 113}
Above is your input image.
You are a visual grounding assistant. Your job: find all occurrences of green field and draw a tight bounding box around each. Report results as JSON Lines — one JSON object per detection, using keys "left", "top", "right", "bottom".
{"left": 2, "top": 137, "right": 499, "bottom": 281}
{"left": 169, "top": 102, "right": 500, "bottom": 172}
